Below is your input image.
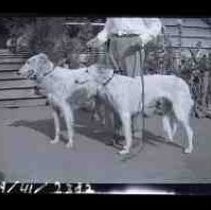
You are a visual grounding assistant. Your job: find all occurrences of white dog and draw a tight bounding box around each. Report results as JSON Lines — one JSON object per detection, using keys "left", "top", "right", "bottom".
{"left": 77, "top": 66, "right": 194, "bottom": 155}
{"left": 18, "top": 53, "right": 97, "bottom": 148}
{"left": 19, "top": 53, "right": 194, "bottom": 155}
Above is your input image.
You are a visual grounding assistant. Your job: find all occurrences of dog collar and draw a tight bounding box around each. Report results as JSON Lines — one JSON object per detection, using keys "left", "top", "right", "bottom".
{"left": 39, "top": 63, "right": 56, "bottom": 81}
{"left": 42, "top": 67, "right": 54, "bottom": 78}
{"left": 34, "top": 65, "right": 55, "bottom": 84}
{"left": 102, "top": 71, "right": 115, "bottom": 86}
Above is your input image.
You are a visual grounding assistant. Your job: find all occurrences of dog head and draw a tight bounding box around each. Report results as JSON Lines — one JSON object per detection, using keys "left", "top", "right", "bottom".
{"left": 18, "top": 53, "right": 54, "bottom": 81}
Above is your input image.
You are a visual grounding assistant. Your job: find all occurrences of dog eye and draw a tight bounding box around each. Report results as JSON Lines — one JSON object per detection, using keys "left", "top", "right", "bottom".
{"left": 32, "top": 74, "right": 37, "bottom": 80}
{"left": 85, "top": 69, "right": 88, "bottom": 73}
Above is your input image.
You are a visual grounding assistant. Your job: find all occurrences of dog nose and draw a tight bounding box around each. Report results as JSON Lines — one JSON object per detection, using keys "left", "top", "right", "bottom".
{"left": 34, "top": 86, "right": 40, "bottom": 95}
{"left": 31, "top": 74, "right": 37, "bottom": 80}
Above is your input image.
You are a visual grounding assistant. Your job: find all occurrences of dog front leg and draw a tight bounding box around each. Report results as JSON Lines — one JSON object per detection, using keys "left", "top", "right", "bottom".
{"left": 62, "top": 103, "right": 74, "bottom": 149}
{"left": 50, "top": 108, "right": 61, "bottom": 144}
{"left": 119, "top": 112, "right": 132, "bottom": 155}
{"left": 91, "top": 99, "right": 106, "bottom": 125}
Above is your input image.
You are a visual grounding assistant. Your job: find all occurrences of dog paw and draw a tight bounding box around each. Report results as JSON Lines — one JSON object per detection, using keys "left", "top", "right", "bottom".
{"left": 66, "top": 141, "right": 74, "bottom": 149}
{"left": 101, "top": 120, "right": 106, "bottom": 126}
{"left": 184, "top": 147, "right": 193, "bottom": 154}
{"left": 119, "top": 148, "right": 130, "bottom": 155}
{"left": 167, "top": 138, "right": 174, "bottom": 143}
{"left": 50, "top": 137, "right": 59, "bottom": 144}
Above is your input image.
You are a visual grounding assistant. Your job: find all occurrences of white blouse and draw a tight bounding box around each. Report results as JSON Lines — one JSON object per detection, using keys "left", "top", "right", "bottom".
{"left": 97, "top": 18, "right": 162, "bottom": 45}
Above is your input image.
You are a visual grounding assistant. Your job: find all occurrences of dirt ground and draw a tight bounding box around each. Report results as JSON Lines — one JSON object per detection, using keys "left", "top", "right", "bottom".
{"left": 0, "top": 106, "right": 211, "bottom": 183}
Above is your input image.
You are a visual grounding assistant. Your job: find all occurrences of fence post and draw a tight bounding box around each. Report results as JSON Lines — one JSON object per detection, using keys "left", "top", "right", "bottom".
{"left": 175, "top": 19, "right": 183, "bottom": 72}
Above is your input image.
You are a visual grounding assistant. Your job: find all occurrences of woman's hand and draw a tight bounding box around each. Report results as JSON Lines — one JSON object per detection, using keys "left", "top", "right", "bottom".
{"left": 87, "top": 37, "right": 102, "bottom": 48}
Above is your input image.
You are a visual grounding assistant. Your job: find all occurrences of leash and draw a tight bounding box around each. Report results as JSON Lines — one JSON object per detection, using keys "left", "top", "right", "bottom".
{"left": 105, "top": 39, "right": 123, "bottom": 74}
{"left": 140, "top": 43, "right": 146, "bottom": 142}
{"left": 102, "top": 71, "right": 115, "bottom": 86}
{"left": 87, "top": 39, "right": 146, "bottom": 162}
{"left": 120, "top": 42, "right": 146, "bottom": 162}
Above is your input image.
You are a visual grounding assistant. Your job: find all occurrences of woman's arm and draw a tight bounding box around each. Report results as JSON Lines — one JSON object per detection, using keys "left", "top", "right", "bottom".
{"left": 87, "top": 18, "right": 112, "bottom": 48}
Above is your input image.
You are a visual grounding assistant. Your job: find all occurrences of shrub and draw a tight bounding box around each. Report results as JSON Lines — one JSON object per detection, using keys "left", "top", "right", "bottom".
{"left": 26, "top": 18, "right": 97, "bottom": 67}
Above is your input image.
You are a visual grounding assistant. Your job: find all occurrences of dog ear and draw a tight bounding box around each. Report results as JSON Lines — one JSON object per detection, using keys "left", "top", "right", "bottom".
{"left": 39, "top": 53, "right": 49, "bottom": 60}
{"left": 39, "top": 53, "right": 48, "bottom": 58}
{"left": 36, "top": 53, "right": 52, "bottom": 75}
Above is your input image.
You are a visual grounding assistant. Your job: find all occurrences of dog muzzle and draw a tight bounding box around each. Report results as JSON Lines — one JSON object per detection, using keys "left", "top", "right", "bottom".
{"left": 27, "top": 69, "right": 37, "bottom": 80}
{"left": 34, "top": 86, "right": 42, "bottom": 95}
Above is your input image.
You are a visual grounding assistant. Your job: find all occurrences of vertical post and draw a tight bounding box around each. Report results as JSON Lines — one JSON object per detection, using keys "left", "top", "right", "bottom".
{"left": 176, "top": 19, "right": 183, "bottom": 72}
{"left": 202, "top": 70, "right": 209, "bottom": 113}
{"left": 140, "top": 42, "right": 145, "bottom": 141}
{"left": 160, "top": 26, "right": 166, "bottom": 74}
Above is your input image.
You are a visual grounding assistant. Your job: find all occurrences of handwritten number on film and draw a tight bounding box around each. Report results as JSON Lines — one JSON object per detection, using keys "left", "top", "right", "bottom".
{"left": 0, "top": 182, "right": 94, "bottom": 193}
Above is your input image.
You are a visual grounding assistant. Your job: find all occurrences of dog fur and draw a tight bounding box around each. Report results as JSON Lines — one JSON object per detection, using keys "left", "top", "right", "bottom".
{"left": 80, "top": 66, "right": 194, "bottom": 155}
{"left": 19, "top": 53, "right": 194, "bottom": 155}
{"left": 18, "top": 53, "right": 97, "bottom": 148}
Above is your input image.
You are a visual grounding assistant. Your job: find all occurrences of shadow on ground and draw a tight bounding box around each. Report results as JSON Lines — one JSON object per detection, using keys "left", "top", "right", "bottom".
{"left": 9, "top": 110, "right": 183, "bottom": 150}
{"left": 143, "top": 130, "right": 184, "bottom": 149}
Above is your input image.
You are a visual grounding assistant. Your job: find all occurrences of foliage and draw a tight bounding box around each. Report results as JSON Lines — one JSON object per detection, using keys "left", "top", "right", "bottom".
{"left": 27, "top": 18, "right": 96, "bottom": 67}
{"left": 179, "top": 41, "right": 211, "bottom": 82}
{"left": 144, "top": 33, "right": 175, "bottom": 74}
{"left": 0, "top": 17, "right": 35, "bottom": 36}
{"left": 3, "top": 17, "right": 211, "bottom": 75}
{"left": 0, "top": 17, "right": 97, "bottom": 66}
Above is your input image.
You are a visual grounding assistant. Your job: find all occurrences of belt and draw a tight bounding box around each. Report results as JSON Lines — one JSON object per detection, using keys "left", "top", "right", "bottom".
{"left": 110, "top": 34, "right": 140, "bottom": 38}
